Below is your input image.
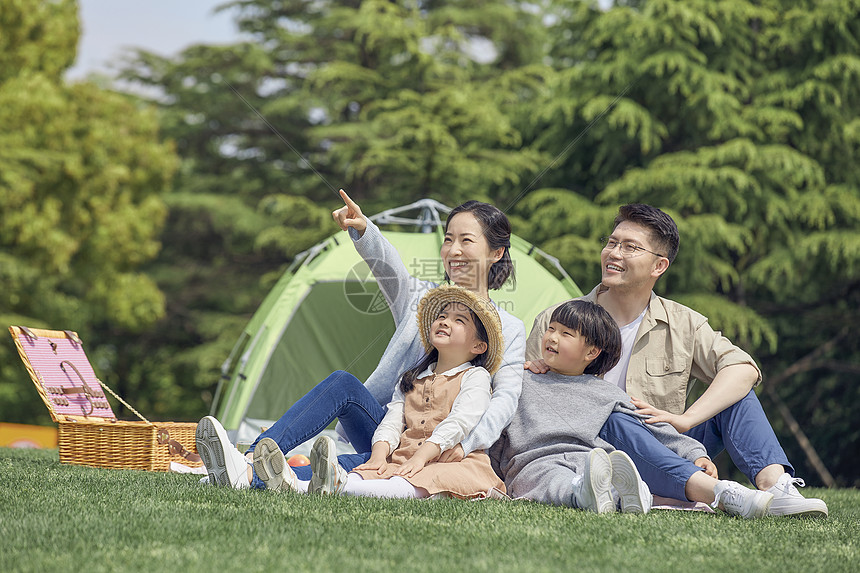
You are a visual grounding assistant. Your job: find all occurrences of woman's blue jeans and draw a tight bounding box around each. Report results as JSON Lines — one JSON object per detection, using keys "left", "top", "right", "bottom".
{"left": 599, "top": 390, "right": 793, "bottom": 500}
{"left": 246, "top": 370, "right": 384, "bottom": 487}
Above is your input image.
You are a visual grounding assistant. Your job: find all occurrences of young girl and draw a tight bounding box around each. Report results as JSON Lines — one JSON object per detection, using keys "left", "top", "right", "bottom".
{"left": 298, "top": 284, "right": 505, "bottom": 499}
{"left": 197, "top": 191, "right": 525, "bottom": 491}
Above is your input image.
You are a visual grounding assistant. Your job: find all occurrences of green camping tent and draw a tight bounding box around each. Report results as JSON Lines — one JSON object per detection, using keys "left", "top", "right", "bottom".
{"left": 212, "top": 199, "right": 582, "bottom": 445}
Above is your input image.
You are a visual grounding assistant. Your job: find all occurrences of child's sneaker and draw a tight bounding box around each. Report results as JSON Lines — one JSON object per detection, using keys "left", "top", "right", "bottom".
{"left": 195, "top": 416, "right": 250, "bottom": 489}
{"left": 253, "top": 437, "right": 299, "bottom": 493}
{"left": 572, "top": 448, "right": 615, "bottom": 513}
{"left": 308, "top": 435, "right": 348, "bottom": 495}
{"left": 766, "top": 473, "right": 828, "bottom": 518}
{"left": 712, "top": 480, "right": 773, "bottom": 519}
{"left": 609, "top": 451, "right": 651, "bottom": 514}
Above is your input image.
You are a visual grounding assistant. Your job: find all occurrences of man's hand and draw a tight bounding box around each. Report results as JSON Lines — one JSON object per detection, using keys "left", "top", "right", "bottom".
{"left": 438, "top": 444, "right": 465, "bottom": 463}
{"left": 630, "top": 397, "right": 694, "bottom": 434}
{"left": 524, "top": 359, "right": 549, "bottom": 374}
{"left": 331, "top": 189, "right": 367, "bottom": 235}
{"left": 694, "top": 457, "right": 718, "bottom": 478}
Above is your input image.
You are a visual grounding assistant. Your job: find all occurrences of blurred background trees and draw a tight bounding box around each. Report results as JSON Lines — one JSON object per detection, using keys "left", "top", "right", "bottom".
{"left": 0, "top": 0, "right": 177, "bottom": 421}
{"left": 1, "top": 0, "right": 857, "bottom": 486}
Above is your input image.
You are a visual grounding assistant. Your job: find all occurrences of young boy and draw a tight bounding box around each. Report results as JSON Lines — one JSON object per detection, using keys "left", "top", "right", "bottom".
{"left": 526, "top": 204, "right": 826, "bottom": 517}
{"left": 491, "top": 300, "right": 774, "bottom": 517}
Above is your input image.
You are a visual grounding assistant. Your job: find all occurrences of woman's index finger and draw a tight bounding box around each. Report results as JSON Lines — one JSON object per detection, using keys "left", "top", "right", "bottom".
{"left": 339, "top": 188, "right": 358, "bottom": 210}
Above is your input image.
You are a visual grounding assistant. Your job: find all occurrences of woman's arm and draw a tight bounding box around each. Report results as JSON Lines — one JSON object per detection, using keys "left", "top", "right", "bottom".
{"left": 334, "top": 189, "right": 430, "bottom": 323}
{"left": 459, "top": 315, "right": 526, "bottom": 456}
{"left": 370, "top": 386, "right": 406, "bottom": 454}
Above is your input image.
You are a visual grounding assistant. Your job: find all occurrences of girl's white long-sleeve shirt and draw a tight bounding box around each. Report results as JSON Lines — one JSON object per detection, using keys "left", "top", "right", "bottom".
{"left": 343, "top": 219, "right": 525, "bottom": 455}
{"left": 372, "top": 362, "right": 492, "bottom": 455}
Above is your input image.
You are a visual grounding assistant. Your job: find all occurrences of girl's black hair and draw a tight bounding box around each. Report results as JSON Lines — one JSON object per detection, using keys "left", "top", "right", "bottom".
{"left": 445, "top": 201, "right": 515, "bottom": 290}
{"left": 550, "top": 300, "right": 622, "bottom": 377}
{"left": 399, "top": 304, "right": 490, "bottom": 394}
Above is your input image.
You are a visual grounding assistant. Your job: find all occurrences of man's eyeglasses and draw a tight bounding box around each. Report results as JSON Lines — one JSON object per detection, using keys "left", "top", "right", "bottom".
{"left": 600, "top": 237, "right": 665, "bottom": 258}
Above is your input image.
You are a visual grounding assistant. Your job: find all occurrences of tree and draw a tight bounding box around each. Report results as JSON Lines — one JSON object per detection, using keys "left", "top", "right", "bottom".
{"left": 516, "top": 0, "right": 860, "bottom": 485}
{"left": 112, "top": 0, "right": 555, "bottom": 419}
{"left": 0, "top": 0, "right": 177, "bottom": 423}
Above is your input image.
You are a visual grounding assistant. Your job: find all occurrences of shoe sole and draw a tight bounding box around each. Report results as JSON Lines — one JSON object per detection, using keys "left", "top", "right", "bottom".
{"left": 768, "top": 499, "right": 829, "bottom": 518}
{"left": 253, "top": 437, "right": 294, "bottom": 492}
{"left": 772, "top": 508, "right": 829, "bottom": 518}
{"left": 196, "top": 416, "right": 231, "bottom": 487}
{"left": 309, "top": 436, "right": 339, "bottom": 495}
{"left": 610, "top": 451, "right": 650, "bottom": 514}
{"left": 586, "top": 449, "right": 615, "bottom": 514}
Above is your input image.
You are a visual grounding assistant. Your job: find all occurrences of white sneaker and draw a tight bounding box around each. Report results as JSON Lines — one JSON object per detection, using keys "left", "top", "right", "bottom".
{"left": 572, "top": 448, "right": 615, "bottom": 513}
{"left": 766, "top": 473, "right": 828, "bottom": 518}
{"left": 308, "top": 435, "right": 348, "bottom": 495}
{"left": 713, "top": 480, "right": 773, "bottom": 519}
{"left": 253, "top": 437, "right": 299, "bottom": 493}
{"left": 195, "top": 416, "right": 250, "bottom": 489}
{"left": 609, "top": 451, "right": 651, "bottom": 514}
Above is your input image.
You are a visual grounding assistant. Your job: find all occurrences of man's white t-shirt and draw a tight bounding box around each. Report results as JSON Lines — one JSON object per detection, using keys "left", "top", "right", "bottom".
{"left": 602, "top": 307, "right": 647, "bottom": 391}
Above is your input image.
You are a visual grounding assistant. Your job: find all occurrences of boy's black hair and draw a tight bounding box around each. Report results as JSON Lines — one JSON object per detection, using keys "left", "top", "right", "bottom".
{"left": 399, "top": 304, "right": 490, "bottom": 394}
{"left": 614, "top": 204, "right": 680, "bottom": 264}
{"left": 550, "top": 300, "right": 621, "bottom": 376}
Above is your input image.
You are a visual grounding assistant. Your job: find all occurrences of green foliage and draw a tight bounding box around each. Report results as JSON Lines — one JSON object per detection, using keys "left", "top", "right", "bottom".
{"left": 0, "top": 0, "right": 177, "bottom": 423}
{"left": 514, "top": 0, "right": 860, "bottom": 485}
{"left": 4, "top": 0, "right": 858, "bottom": 487}
{"left": 673, "top": 294, "right": 778, "bottom": 353}
{"left": 0, "top": 75, "right": 175, "bottom": 330}
{"left": 0, "top": 0, "right": 78, "bottom": 83}
{"left": 104, "top": 0, "right": 554, "bottom": 421}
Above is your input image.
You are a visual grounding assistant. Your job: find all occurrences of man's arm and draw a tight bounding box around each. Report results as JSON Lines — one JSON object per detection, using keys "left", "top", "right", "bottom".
{"left": 636, "top": 363, "right": 758, "bottom": 432}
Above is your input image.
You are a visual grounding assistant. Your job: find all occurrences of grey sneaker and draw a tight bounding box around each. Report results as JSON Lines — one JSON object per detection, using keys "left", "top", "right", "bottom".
{"left": 713, "top": 480, "right": 773, "bottom": 519}
{"left": 253, "top": 437, "right": 299, "bottom": 492}
{"left": 766, "top": 473, "right": 828, "bottom": 518}
{"left": 195, "top": 416, "right": 250, "bottom": 489}
{"left": 609, "top": 451, "right": 651, "bottom": 514}
{"left": 308, "top": 435, "right": 348, "bottom": 495}
{"left": 572, "top": 448, "right": 615, "bottom": 513}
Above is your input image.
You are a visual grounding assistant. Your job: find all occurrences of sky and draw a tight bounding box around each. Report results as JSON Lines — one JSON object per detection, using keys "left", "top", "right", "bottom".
{"left": 67, "top": 1, "right": 615, "bottom": 79}
{"left": 67, "top": 0, "right": 242, "bottom": 79}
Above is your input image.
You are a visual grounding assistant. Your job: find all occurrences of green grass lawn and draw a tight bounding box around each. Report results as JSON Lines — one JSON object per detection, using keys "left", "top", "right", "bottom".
{"left": 1, "top": 447, "right": 857, "bottom": 573}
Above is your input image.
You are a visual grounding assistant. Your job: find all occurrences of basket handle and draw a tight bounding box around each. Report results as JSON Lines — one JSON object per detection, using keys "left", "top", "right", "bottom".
{"left": 156, "top": 428, "right": 202, "bottom": 463}
{"left": 59, "top": 360, "right": 99, "bottom": 416}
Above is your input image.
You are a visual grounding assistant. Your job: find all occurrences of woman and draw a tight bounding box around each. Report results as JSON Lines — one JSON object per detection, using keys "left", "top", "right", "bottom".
{"left": 196, "top": 190, "right": 525, "bottom": 490}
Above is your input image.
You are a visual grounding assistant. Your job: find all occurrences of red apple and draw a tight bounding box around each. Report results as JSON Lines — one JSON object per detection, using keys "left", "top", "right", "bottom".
{"left": 287, "top": 454, "right": 310, "bottom": 467}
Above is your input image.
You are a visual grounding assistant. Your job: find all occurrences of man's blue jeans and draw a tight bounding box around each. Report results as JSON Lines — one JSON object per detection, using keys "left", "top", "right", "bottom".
{"left": 599, "top": 390, "right": 793, "bottom": 500}
{"left": 246, "top": 370, "right": 383, "bottom": 488}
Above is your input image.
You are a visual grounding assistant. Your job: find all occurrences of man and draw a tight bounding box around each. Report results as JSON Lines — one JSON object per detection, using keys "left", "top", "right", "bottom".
{"left": 525, "top": 204, "right": 827, "bottom": 517}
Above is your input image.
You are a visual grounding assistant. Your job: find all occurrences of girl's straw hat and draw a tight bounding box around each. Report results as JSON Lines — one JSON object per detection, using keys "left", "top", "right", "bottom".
{"left": 416, "top": 284, "right": 504, "bottom": 375}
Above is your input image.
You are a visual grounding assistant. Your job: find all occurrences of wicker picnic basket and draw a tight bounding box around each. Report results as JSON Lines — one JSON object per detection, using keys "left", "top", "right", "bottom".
{"left": 9, "top": 326, "right": 202, "bottom": 472}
